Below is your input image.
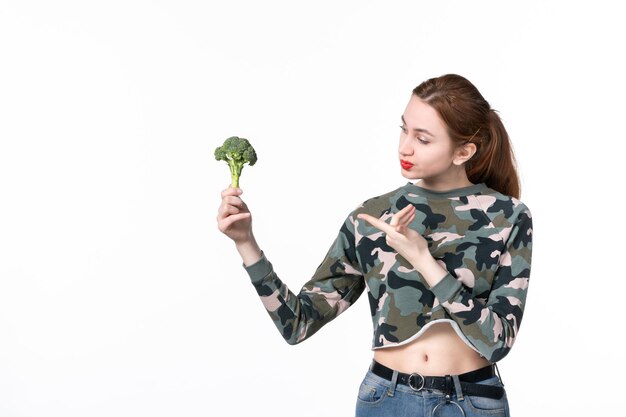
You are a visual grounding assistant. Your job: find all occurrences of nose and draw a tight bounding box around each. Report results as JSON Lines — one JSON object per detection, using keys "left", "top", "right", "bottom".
{"left": 399, "top": 135, "right": 413, "bottom": 156}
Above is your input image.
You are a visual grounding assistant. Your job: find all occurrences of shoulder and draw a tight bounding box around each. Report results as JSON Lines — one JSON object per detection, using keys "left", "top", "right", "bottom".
{"left": 474, "top": 188, "right": 532, "bottom": 249}
{"left": 476, "top": 186, "right": 531, "bottom": 222}
{"left": 351, "top": 184, "right": 410, "bottom": 217}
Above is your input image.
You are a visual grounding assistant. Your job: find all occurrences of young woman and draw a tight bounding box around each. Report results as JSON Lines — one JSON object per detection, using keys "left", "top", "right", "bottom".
{"left": 217, "top": 74, "right": 533, "bottom": 417}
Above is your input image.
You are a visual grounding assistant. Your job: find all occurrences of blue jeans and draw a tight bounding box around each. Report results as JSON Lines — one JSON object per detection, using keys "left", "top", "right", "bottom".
{"left": 355, "top": 367, "right": 510, "bottom": 417}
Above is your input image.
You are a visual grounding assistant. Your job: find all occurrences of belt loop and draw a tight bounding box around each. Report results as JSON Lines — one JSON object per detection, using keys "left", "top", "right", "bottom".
{"left": 387, "top": 370, "right": 398, "bottom": 397}
{"left": 452, "top": 374, "right": 464, "bottom": 401}
{"left": 494, "top": 363, "right": 505, "bottom": 386}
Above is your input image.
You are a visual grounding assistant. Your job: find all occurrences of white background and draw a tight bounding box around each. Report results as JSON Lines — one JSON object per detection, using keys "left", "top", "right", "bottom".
{"left": 1, "top": 1, "right": 624, "bottom": 416}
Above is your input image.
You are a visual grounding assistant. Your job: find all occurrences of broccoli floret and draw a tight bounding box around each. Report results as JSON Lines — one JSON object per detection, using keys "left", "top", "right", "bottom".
{"left": 214, "top": 136, "right": 257, "bottom": 188}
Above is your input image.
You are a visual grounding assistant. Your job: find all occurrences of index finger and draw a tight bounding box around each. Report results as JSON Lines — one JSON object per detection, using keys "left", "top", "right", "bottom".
{"left": 356, "top": 213, "right": 394, "bottom": 234}
{"left": 221, "top": 187, "right": 243, "bottom": 198}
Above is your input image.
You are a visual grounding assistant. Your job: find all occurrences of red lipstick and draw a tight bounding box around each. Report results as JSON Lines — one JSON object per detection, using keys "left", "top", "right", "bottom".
{"left": 400, "top": 160, "right": 414, "bottom": 170}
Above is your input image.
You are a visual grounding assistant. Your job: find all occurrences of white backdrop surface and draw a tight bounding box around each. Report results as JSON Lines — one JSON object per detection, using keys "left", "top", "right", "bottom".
{"left": 1, "top": 1, "right": 623, "bottom": 416}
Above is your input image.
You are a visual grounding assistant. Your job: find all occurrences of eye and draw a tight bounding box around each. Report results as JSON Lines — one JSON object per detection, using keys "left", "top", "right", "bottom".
{"left": 400, "top": 125, "right": 429, "bottom": 144}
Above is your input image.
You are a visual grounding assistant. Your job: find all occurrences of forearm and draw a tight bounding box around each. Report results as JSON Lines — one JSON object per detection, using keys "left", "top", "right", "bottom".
{"left": 430, "top": 276, "right": 522, "bottom": 361}
{"left": 410, "top": 253, "right": 519, "bottom": 361}
{"left": 424, "top": 260, "right": 530, "bottom": 362}
{"left": 245, "top": 249, "right": 364, "bottom": 346}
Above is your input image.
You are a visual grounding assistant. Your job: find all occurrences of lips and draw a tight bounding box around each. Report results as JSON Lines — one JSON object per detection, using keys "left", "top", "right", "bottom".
{"left": 400, "top": 160, "right": 414, "bottom": 170}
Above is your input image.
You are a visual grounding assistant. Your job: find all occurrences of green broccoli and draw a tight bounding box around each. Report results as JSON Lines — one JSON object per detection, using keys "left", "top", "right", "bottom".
{"left": 214, "top": 136, "right": 257, "bottom": 188}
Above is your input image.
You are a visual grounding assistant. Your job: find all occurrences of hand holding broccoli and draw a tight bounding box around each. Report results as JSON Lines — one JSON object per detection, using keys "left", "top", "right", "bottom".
{"left": 214, "top": 136, "right": 257, "bottom": 188}
{"left": 215, "top": 136, "right": 262, "bottom": 264}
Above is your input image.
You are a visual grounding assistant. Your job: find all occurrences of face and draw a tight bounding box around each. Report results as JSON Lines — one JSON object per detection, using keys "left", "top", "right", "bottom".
{"left": 399, "top": 95, "right": 463, "bottom": 185}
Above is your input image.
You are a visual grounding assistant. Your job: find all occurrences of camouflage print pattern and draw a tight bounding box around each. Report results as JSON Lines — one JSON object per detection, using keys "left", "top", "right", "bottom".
{"left": 245, "top": 182, "right": 533, "bottom": 362}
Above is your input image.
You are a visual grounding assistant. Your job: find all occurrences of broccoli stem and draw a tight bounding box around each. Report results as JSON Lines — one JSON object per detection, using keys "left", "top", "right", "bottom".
{"left": 228, "top": 158, "right": 242, "bottom": 188}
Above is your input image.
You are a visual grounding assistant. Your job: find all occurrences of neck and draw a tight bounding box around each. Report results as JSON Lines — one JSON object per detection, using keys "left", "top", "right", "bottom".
{"left": 415, "top": 169, "right": 472, "bottom": 192}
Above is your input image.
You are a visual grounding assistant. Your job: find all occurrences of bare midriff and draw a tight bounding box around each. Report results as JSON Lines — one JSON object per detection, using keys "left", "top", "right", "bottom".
{"left": 372, "top": 322, "right": 491, "bottom": 376}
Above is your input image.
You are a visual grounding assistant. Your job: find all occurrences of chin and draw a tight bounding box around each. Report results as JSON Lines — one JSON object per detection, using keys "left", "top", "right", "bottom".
{"left": 401, "top": 170, "right": 420, "bottom": 181}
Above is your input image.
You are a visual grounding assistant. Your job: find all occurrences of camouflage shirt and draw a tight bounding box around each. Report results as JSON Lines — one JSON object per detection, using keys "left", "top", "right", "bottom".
{"left": 244, "top": 182, "right": 533, "bottom": 362}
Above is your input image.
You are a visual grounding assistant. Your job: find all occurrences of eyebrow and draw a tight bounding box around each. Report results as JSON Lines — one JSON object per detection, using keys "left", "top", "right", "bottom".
{"left": 401, "top": 115, "right": 435, "bottom": 137}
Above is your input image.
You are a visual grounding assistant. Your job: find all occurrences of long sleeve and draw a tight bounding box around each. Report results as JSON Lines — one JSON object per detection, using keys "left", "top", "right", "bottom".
{"left": 430, "top": 207, "right": 533, "bottom": 362}
{"left": 243, "top": 216, "right": 366, "bottom": 345}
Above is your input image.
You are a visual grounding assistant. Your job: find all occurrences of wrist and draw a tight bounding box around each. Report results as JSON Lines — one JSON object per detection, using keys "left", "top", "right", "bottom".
{"left": 235, "top": 235, "right": 262, "bottom": 267}
{"left": 407, "top": 251, "right": 434, "bottom": 272}
{"left": 412, "top": 254, "right": 448, "bottom": 287}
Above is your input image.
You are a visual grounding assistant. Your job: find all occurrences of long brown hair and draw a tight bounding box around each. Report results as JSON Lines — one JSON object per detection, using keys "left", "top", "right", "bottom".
{"left": 413, "top": 74, "right": 521, "bottom": 199}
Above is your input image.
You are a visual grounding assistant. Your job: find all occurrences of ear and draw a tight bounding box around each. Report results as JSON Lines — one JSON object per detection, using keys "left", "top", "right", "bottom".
{"left": 453, "top": 143, "right": 477, "bottom": 166}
